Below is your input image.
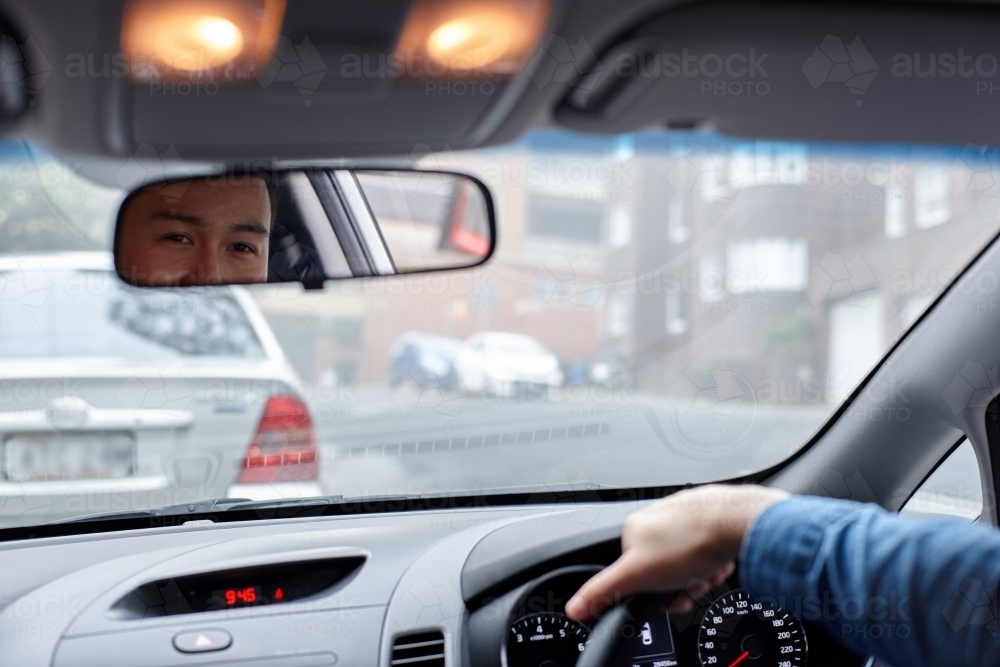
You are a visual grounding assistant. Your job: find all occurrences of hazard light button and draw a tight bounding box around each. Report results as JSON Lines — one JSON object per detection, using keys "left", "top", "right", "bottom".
{"left": 173, "top": 629, "right": 233, "bottom": 653}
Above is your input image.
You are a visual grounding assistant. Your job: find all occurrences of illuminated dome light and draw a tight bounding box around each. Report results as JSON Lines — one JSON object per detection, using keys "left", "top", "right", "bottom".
{"left": 393, "top": 0, "right": 551, "bottom": 79}
{"left": 169, "top": 15, "right": 245, "bottom": 71}
{"left": 121, "top": 0, "right": 287, "bottom": 82}
{"left": 426, "top": 15, "right": 514, "bottom": 71}
{"left": 192, "top": 16, "right": 243, "bottom": 54}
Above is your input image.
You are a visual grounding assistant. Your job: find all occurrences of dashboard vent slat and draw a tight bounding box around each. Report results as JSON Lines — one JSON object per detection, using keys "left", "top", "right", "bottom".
{"left": 391, "top": 631, "right": 445, "bottom": 667}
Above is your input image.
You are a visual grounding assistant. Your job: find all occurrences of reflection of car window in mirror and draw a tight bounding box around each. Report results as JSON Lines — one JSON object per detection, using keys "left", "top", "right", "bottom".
{"left": 355, "top": 171, "right": 493, "bottom": 273}
{"left": 115, "top": 174, "right": 276, "bottom": 287}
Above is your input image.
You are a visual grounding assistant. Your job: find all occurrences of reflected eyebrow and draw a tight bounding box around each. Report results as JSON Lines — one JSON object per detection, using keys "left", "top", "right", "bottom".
{"left": 151, "top": 211, "right": 202, "bottom": 225}
{"left": 150, "top": 212, "right": 269, "bottom": 236}
{"left": 230, "top": 221, "right": 270, "bottom": 236}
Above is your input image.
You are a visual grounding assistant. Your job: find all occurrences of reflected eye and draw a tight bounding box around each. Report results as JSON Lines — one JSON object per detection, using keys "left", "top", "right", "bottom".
{"left": 230, "top": 242, "right": 257, "bottom": 254}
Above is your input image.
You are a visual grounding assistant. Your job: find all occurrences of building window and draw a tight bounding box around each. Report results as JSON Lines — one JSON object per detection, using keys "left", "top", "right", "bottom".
{"left": 826, "top": 291, "right": 884, "bottom": 403}
{"left": 884, "top": 183, "right": 906, "bottom": 239}
{"left": 527, "top": 193, "right": 603, "bottom": 243}
{"left": 914, "top": 165, "right": 951, "bottom": 228}
{"left": 609, "top": 203, "right": 632, "bottom": 248}
{"left": 667, "top": 197, "right": 690, "bottom": 244}
{"left": 606, "top": 293, "right": 631, "bottom": 338}
{"left": 730, "top": 142, "right": 808, "bottom": 187}
{"left": 726, "top": 237, "right": 808, "bottom": 294}
{"left": 666, "top": 290, "right": 689, "bottom": 335}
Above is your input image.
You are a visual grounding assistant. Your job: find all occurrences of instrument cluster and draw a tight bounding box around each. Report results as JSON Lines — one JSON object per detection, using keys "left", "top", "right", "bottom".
{"left": 495, "top": 567, "right": 810, "bottom": 667}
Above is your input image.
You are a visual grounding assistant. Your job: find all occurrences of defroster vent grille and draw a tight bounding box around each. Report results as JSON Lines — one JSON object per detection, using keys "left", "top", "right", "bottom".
{"left": 390, "top": 631, "right": 445, "bottom": 667}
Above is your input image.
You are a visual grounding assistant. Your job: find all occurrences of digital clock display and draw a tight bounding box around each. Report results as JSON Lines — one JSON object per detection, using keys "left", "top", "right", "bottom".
{"left": 214, "top": 585, "right": 288, "bottom": 607}
{"left": 226, "top": 587, "right": 257, "bottom": 605}
{"left": 110, "top": 556, "right": 365, "bottom": 618}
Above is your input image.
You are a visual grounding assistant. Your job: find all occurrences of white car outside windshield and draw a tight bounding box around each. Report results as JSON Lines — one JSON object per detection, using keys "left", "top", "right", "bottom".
{"left": 480, "top": 333, "right": 547, "bottom": 355}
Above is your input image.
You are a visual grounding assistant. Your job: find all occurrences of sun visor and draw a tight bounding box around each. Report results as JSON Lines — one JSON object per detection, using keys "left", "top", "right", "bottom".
{"left": 555, "top": 0, "right": 1000, "bottom": 146}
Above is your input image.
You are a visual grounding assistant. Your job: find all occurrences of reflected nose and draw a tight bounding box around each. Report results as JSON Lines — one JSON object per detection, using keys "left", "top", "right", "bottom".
{"left": 182, "top": 244, "right": 223, "bottom": 286}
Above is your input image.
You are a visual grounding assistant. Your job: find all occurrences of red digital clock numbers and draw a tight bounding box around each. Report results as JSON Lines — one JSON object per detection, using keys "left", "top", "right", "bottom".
{"left": 219, "top": 586, "right": 287, "bottom": 606}
{"left": 224, "top": 587, "right": 258, "bottom": 605}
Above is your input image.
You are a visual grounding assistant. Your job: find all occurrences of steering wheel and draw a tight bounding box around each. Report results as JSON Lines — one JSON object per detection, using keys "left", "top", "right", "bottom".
{"left": 575, "top": 593, "right": 676, "bottom": 667}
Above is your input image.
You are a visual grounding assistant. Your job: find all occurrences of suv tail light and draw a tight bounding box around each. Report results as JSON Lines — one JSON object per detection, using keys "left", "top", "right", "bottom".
{"left": 236, "top": 395, "right": 318, "bottom": 484}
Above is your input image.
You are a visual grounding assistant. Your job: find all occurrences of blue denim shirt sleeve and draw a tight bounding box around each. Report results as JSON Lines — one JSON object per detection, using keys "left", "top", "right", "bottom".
{"left": 739, "top": 495, "right": 1000, "bottom": 667}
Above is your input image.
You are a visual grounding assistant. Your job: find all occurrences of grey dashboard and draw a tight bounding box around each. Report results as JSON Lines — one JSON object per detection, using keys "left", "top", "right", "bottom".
{"left": 0, "top": 500, "right": 867, "bottom": 667}
{"left": 0, "top": 502, "right": 637, "bottom": 667}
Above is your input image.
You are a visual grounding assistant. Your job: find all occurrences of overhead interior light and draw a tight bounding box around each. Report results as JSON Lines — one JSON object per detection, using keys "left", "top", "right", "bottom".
{"left": 395, "top": 0, "right": 551, "bottom": 77}
{"left": 121, "top": 0, "right": 286, "bottom": 82}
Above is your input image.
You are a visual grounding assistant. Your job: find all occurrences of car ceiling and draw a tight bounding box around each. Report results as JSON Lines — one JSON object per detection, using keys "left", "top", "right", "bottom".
{"left": 0, "top": 0, "right": 663, "bottom": 162}
{"left": 0, "top": 0, "right": 998, "bottom": 521}
{"left": 3, "top": 0, "right": 1000, "bottom": 165}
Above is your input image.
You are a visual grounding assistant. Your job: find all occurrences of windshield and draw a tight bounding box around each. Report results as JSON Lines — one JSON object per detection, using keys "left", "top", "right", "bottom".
{"left": 0, "top": 132, "right": 998, "bottom": 527}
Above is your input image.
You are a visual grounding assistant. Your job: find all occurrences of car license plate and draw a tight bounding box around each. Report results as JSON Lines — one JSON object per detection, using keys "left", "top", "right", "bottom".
{"left": 2, "top": 432, "right": 136, "bottom": 481}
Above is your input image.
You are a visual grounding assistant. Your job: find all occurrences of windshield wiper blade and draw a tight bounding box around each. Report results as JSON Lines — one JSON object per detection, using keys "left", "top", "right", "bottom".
{"left": 52, "top": 498, "right": 250, "bottom": 523}
{"left": 51, "top": 482, "right": 613, "bottom": 526}
{"left": 52, "top": 495, "right": 345, "bottom": 524}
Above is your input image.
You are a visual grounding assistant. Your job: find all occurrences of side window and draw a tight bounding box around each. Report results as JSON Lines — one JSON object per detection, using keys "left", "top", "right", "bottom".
{"left": 901, "top": 440, "right": 983, "bottom": 521}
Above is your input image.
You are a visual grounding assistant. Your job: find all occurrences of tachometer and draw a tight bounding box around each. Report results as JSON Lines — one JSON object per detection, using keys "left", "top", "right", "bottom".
{"left": 505, "top": 612, "right": 589, "bottom": 667}
{"left": 697, "top": 589, "right": 807, "bottom": 667}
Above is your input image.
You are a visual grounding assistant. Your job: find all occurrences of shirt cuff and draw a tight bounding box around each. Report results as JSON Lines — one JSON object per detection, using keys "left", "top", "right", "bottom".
{"left": 738, "top": 495, "right": 861, "bottom": 601}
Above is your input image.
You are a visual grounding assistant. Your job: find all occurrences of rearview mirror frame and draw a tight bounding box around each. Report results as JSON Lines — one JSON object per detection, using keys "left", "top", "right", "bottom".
{"left": 112, "top": 166, "right": 497, "bottom": 290}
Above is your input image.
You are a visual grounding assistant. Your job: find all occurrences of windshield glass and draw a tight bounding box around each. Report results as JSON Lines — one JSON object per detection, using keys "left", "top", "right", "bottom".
{"left": 0, "top": 132, "right": 998, "bottom": 527}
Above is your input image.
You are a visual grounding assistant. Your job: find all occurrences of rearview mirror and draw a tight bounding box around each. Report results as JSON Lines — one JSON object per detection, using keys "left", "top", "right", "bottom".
{"left": 113, "top": 168, "right": 495, "bottom": 287}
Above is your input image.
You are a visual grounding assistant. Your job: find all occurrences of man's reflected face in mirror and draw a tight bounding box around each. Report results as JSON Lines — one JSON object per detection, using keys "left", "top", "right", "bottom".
{"left": 116, "top": 175, "right": 272, "bottom": 286}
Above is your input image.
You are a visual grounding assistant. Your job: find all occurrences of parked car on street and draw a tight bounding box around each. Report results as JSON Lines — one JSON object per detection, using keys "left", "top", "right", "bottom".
{"left": 0, "top": 252, "right": 318, "bottom": 525}
{"left": 387, "top": 332, "right": 463, "bottom": 389}
{"left": 455, "top": 332, "right": 564, "bottom": 398}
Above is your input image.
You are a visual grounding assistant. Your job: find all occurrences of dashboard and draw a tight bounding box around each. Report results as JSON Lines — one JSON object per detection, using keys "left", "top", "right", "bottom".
{"left": 0, "top": 501, "right": 868, "bottom": 667}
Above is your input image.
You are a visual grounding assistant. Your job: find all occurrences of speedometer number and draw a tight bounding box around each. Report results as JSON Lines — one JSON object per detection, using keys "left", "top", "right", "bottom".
{"left": 697, "top": 590, "right": 807, "bottom": 667}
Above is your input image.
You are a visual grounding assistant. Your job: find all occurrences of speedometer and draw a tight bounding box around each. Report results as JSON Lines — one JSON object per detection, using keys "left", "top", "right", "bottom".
{"left": 505, "top": 612, "right": 589, "bottom": 667}
{"left": 697, "top": 589, "right": 807, "bottom": 667}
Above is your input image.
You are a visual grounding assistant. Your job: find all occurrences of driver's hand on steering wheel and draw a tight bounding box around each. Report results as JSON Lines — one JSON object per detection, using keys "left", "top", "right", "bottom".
{"left": 565, "top": 485, "right": 789, "bottom": 621}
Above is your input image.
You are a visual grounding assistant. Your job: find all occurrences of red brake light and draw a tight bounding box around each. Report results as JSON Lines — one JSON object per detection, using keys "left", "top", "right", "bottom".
{"left": 237, "top": 395, "right": 318, "bottom": 483}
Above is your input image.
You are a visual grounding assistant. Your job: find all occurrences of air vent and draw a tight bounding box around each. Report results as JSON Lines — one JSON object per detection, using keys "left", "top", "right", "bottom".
{"left": 391, "top": 631, "right": 445, "bottom": 667}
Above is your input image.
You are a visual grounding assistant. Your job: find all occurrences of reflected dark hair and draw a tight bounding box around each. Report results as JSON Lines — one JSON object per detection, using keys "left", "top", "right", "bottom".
{"left": 220, "top": 169, "right": 279, "bottom": 229}
{"left": 125, "top": 170, "right": 279, "bottom": 225}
